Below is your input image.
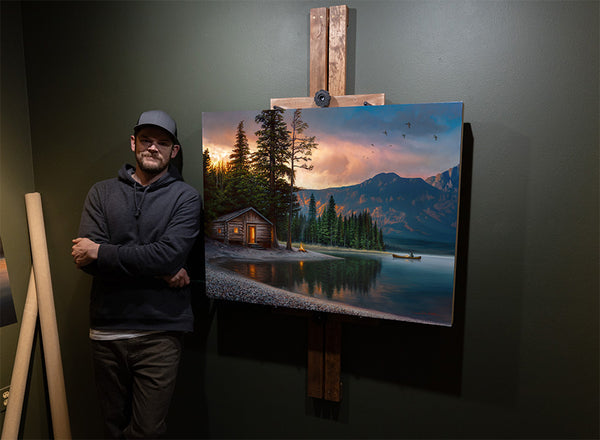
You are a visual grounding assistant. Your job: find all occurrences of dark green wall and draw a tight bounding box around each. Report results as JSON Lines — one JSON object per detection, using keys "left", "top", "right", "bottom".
{"left": 1, "top": 1, "right": 597, "bottom": 438}
{"left": 0, "top": 2, "right": 50, "bottom": 438}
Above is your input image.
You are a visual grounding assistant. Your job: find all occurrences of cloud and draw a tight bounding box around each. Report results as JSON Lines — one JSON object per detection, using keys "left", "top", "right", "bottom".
{"left": 295, "top": 134, "right": 432, "bottom": 190}
{"left": 202, "top": 103, "right": 463, "bottom": 189}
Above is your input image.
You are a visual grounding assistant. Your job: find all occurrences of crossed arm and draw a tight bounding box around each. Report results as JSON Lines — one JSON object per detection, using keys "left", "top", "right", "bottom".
{"left": 72, "top": 185, "right": 200, "bottom": 289}
{"left": 71, "top": 237, "right": 191, "bottom": 288}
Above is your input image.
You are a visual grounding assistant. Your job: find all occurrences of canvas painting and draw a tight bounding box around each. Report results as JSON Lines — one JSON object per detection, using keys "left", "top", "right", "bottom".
{"left": 0, "top": 235, "right": 17, "bottom": 327}
{"left": 202, "top": 102, "right": 463, "bottom": 326}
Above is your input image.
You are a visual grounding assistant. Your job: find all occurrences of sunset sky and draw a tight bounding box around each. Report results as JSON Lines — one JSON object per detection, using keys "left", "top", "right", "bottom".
{"left": 202, "top": 102, "right": 463, "bottom": 190}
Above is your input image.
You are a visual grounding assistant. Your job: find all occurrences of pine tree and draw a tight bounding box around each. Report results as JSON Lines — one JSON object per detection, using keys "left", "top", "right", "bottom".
{"left": 307, "top": 194, "right": 318, "bottom": 243}
{"left": 229, "top": 121, "right": 251, "bottom": 172}
{"left": 286, "top": 109, "right": 318, "bottom": 250}
{"left": 252, "top": 108, "right": 291, "bottom": 247}
{"left": 326, "top": 195, "right": 337, "bottom": 246}
{"left": 203, "top": 149, "right": 228, "bottom": 232}
{"left": 202, "top": 149, "right": 216, "bottom": 231}
{"left": 226, "top": 121, "right": 255, "bottom": 210}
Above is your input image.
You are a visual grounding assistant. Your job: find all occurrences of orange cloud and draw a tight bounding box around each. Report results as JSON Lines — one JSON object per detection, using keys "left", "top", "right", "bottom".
{"left": 295, "top": 135, "right": 429, "bottom": 190}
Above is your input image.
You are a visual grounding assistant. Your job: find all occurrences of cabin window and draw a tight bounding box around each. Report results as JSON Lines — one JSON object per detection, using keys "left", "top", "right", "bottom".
{"left": 217, "top": 228, "right": 222, "bottom": 235}
{"left": 234, "top": 227, "right": 239, "bottom": 234}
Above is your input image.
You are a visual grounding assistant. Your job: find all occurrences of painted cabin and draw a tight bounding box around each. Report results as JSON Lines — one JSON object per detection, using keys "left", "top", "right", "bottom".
{"left": 211, "top": 207, "right": 272, "bottom": 248}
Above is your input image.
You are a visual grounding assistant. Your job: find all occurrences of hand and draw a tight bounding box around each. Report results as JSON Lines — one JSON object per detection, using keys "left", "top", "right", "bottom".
{"left": 161, "top": 268, "right": 190, "bottom": 288}
{"left": 71, "top": 237, "right": 100, "bottom": 268}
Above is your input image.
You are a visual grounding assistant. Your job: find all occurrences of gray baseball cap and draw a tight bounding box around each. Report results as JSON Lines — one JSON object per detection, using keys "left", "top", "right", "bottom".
{"left": 134, "top": 110, "right": 180, "bottom": 145}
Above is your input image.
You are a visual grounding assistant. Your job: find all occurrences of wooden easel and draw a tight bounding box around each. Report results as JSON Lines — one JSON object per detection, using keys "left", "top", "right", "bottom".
{"left": 270, "top": 5, "right": 384, "bottom": 402}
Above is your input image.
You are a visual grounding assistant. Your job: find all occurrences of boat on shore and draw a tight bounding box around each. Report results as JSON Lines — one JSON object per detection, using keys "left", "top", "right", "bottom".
{"left": 392, "top": 253, "right": 422, "bottom": 260}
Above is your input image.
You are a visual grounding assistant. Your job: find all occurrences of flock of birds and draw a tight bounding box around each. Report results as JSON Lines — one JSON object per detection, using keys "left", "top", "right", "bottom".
{"left": 382, "top": 122, "right": 439, "bottom": 141}
{"left": 363, "top": 122, "right": 440, "bottom": 159}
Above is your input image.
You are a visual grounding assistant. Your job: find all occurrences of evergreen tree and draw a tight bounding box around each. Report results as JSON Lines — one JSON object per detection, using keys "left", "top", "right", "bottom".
{"left": 286, "top": 109, "right": 318, "bottom": 250}
{"left": 229, "top": 120, "right": 251, "bottom": 172}
{"left": 225, "top": 121, "right": 256, "bottom": 210}
{"left": 307, "top": 194, "right": 318, "bottom": 243}
{"left": 252, "top": 108, "right": 291, "bottom": 247}
{"left": 325, "top": 195, "right": 337, "bottom": 246}
{"left": 203, "top": 149, "right": 229, "bottom": 233}
{"left": 202, "top": 149, "right": 216, "bottom": 231}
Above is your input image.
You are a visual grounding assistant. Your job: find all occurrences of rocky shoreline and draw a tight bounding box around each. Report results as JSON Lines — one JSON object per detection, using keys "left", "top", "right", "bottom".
{"left": 205, "top": 263, "right": 419, "bottom": 321}
{"left": 204, "top": 238, "right": 342, "bottom": 262}
{"left": 203, "top": 239, "right": 435, "bottom": 324}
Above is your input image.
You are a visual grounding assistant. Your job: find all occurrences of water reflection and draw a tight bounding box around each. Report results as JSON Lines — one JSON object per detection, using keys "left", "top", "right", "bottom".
{"left": 214, "top": 250, "right": 454, "bottom": 325}
{"left": 220, "top": 256, "right": 382, "bottom": 301}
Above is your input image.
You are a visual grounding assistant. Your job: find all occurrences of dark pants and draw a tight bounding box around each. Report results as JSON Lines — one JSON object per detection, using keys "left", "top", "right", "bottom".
{"left": 91, "top": 333, "right": 182, "bottom": 439}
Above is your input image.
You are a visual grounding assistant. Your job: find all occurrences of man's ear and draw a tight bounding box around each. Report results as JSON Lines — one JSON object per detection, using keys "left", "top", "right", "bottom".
{"left": 171, "top": 144, "right": 181, "bottom": 158}
{"left": 130, "top": 135, "right": 136, "bottom": 152}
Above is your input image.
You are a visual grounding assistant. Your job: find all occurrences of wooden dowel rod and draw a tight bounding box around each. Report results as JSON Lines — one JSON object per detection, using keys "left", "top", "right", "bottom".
{"left": 1, "top": 269, "right": 38, "bottom": 440}
{"left": 25, "top": 192, "right": 71, "bottom": 440}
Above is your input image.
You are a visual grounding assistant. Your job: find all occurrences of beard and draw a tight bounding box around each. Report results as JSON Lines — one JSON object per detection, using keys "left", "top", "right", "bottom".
{"left": 135, "top": 150, "right": 171, "bottom": 175}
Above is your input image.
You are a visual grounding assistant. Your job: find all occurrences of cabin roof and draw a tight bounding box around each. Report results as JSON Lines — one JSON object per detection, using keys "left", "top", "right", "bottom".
{"left": 213, "top": 207, "right": 272, "bottom": 225}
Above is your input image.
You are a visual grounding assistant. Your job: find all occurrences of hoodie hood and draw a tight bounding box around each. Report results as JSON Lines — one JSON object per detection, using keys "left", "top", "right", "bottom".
{"left": 118, "top": 163, "right": 185, "bottom": 218}
{"left": 118, "top": 163, "right": 183, "bottom": 190}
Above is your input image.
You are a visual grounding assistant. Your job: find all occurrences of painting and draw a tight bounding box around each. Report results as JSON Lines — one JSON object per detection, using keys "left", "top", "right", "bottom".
{"left": 1, "top": 235, "right": 17, "bottom": 327}
{"left": 202, "top": 102, "right": 463, "bottom": 326}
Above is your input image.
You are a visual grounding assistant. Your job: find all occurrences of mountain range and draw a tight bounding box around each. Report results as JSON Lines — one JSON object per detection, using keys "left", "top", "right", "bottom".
{"left": 296, "top": 165, "right": 460, "bottom": 245}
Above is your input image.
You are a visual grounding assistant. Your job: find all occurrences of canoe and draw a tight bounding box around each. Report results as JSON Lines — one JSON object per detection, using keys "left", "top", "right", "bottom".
{"left": 392, "top": 254, "right": 421, "bottom": 260}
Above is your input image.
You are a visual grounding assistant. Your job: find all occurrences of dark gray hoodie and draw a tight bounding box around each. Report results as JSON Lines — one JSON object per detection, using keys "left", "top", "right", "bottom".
{"left": 78, "top": 163, "right": 201, "bottom": 332}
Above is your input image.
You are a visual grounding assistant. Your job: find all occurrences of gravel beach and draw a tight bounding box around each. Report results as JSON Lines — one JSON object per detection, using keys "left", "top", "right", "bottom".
{"left": 204, "top": 239, "right": 430, "bottom": 324}
{"left": 205, "top": 238, "right": 341, "bottom": 262}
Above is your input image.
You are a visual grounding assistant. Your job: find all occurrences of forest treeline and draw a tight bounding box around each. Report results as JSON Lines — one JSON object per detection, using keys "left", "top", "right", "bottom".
{"left": 293, "top": 194, "right": 385, "bottom": 251}
{"left": 203, "top": 107, "right": 385, "bottom": 251}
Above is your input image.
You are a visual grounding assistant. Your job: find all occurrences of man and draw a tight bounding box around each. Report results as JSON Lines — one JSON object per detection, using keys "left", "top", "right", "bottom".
{"left": 72, "top": 110, "right": 201, "bottom": 438}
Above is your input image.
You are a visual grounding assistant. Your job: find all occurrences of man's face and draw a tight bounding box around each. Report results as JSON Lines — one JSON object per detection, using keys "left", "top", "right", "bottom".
{"left": 131, "top": 126, "right": 180, "bottom": 175}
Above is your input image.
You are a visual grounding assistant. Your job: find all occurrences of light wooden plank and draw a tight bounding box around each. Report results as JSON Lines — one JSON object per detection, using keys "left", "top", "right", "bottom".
{"left": 328, "top": 5, "right": 348, "bottom": 96}
{"left": 271, "top": 93, "right": 385, "bottom": 109}
{"left": 310, "top": 7, "right": 329, "bottom": 96}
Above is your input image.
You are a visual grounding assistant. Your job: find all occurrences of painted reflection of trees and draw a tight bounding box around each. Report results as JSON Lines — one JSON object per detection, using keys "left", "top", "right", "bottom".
{"left": 219, "top": 256, "right": 382, "bottom": 300}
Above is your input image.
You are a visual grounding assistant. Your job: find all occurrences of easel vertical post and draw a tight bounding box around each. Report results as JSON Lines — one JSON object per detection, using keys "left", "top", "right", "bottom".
{"left": 273, "top": 5, "right": 383, "bottom": 402}
{"left": 308, "top": 5, "right": 348, "bottom": 403}
{"left": 309, "top": 7, "right": 329, "bottom": 95}
{"left": 307, "top": 316, "right": 324, "bottom": 398}
{"left": 323, "top": 318, "right": 342, "bottom": 401}
{"left": 327, "top": 5, "right": 348, "bottom": 96}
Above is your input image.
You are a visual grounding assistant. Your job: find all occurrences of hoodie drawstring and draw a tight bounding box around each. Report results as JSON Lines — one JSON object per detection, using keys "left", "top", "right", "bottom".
{"left": 133, "top": 182, "right": 150, "bottom": 218}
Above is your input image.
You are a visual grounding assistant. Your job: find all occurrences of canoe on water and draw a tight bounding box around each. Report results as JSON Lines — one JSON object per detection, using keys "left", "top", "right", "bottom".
{"left": 392, "top": 254, "right": 422, "bottom": 260}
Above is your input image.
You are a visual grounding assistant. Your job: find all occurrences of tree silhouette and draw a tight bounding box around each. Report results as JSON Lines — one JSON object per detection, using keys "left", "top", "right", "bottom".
{"left": 252, "top": 108, "right": 291, "bottom": 247}
{"left": 286, "top": 109, "right": 318, "bottom": 250}
{"left": 225, "top": 121, "right": 255, "bottom": 211}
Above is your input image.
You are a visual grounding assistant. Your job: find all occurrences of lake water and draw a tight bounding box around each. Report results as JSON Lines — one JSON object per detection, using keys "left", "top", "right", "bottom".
{"left": 215, "top": 249, "right": 455, "bottom": 325}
